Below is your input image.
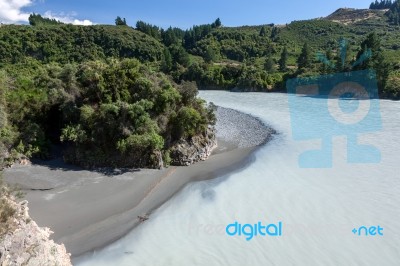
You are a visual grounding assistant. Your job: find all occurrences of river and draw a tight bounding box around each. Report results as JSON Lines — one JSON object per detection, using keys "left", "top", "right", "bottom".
{"left": 76, "top": 91, "right": 400, "bottom": 266}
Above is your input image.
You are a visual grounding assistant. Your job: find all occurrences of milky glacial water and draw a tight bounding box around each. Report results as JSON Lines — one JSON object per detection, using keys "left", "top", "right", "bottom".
{"left": 76, "top": 91, "right": 400, "bottom": 266}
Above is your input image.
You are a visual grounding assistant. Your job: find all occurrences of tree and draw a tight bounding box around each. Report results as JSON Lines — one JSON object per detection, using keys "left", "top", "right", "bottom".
{"left": 270, "top": 26, "right": 279, "bottom": 42}
{"left": 169, "top": 45, "right": 190, "bottom": 67}
{"left": 355, "top": 32, "right": 381, "bottom": 69}
{"left": 178, "top": 81, "right": 198, "bottom": 104}
{"left": 136, "top": 21, "right": 162, "bottom": 40}
{"left": 175, "top": 107, "right": 203, "bottom": 138}
{"left": 161, "top": 48, "right": 173, "bottom": 72}
{"left": 383, "top": 72, "right": 400, "bottom": 99}
{"left": 259, "top": 26, "right": 267, "bottom": 37}
{"left": 264, "top": 57, "right": 275, "bottom": 73}
{"left": 356, "top": 32, "right": 390, "bottom": 90}
{"left": 389, "top": 10, "right": 400, "bottom": 25}
{"left": 370, "top": 0, "right": 394, "bottom": 9}
{"left": 335, "top": 38, "right": 352, "bottom": 72}
{"left": 28, "top": 13, "right": 62, "bottom": 26}
{"left": 213, "top": 18, "right": 222, "bottom": 28}
{"left": 297, "top": 43, "right": 312, "bottom": 70}
{"left": 318, "top": 48, "right": 335, "bottom": 74}
{"left": 278, "top": 47, "right": 288, "bottom": 71}
{"left": 115, "top": 16, "right": 127, "bottom": 26}
{"left": 387, "top": 0, "right": 400, "bottom": 25}
{"left": 204, "top": 47, "right": 217, "bottom": 63}
{"left": 162, "top": 27, "right": 178, "bottom": 46}
{"left": 375, "top": 52, "right": 390, "bottom": 89}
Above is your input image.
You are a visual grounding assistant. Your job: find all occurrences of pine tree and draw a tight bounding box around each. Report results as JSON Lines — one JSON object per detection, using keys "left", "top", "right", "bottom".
{"left": 215, "top": 18, "right": 222, "bottom": 28}
{"left": 28, "top": 13, "right": 62, "bottom": 26}
{"left": 161, "top": 48, "right": 173, "bottom": 72}
{"left": 270, "top": 26, "right": 279, "bottom": 42}
{"left": 387, "top": 0, "right": 400, "bottom": 24}
{"left": 115, "top": 16, "right": 127, "bottom": 26}
{"left": 297, "top": 43, "right": 312, "bottom": 70}
{"left": 356, "top": 32, "right": 381, "bottom": 69}
{"left": 335, "top": 39, "right": 352, "bottom": 72}
{"left": 355, "top": 32, "right": 390, "bottom": 91}
{"left": 278, "top": 47, "right": 288, "bottom": 71}
{"left": 375, "top": 52, "right": 390, "bottom": 89}
{"left": 212, "top": 18, "right": 222, "bottom": 28}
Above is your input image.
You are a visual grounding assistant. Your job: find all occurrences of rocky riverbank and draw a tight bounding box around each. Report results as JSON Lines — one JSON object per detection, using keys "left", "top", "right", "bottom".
{"left": 169, "top": 127, "right": 217, "bottom": 166}
{"left": 0, "top": 196, "right": 72, "bottom": 265}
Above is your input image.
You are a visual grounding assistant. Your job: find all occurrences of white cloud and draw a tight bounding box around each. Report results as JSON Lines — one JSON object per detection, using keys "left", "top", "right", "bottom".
{"left": 0, "top": 0, "right": 33, "bottom": 23}
{"left": 43, "top": 11, "right": 94, "bottom": 25}
{"left": 0, "top": 1, "right": 94, "bottom": 25}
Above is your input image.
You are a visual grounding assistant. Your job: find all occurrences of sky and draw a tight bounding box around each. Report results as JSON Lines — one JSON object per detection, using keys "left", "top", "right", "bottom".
{"left": 0, "top": 0, "right": 376, "bottom": 28}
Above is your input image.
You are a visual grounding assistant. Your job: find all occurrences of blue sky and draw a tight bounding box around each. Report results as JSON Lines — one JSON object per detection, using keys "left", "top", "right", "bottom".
{"left": 1, "top": 0, "right": 375, "bottom": 28}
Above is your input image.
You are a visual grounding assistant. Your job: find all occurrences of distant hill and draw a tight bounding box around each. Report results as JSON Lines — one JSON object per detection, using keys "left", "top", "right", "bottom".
{"left": 325, "top": 8, "right": 388, "bottom": 25}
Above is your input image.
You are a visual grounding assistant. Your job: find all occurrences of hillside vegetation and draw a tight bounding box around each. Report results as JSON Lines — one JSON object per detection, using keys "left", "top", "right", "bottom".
{"left": 1, "top": 2, "right": 400, "bottom": 168}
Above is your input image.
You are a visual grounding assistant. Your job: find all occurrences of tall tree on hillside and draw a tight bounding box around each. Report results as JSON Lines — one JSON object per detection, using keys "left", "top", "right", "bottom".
{"left": 370, "top": 0, "right": 394, "bottom": 9}
{"left": 215, "top": 18, "right": 222, "bottom": 27}
{"left": 318, "top": 48, "right": 335, "bottom": 74}
{"left": 388, "top": 0, "right": 400, "bottom": 25}
{"left": 278, "top": 46, "right": 288, "bottom": 71}
{"left": 115, "top": 16, "right": 127, "bottom": 26}
{"left": 28, "top": 13, "right": 62, "bottom": 26}
{"left": 335, "top": 38, "right": 352, "bottom": 72}
{"left": 162, "top": 27, "right": 179, "bottom": 46}
{"left": 161, "top": 48, "right": 173, "bottom": 72}
{"left": 356, "top": 32, "right": 381, "bottom": 69}
{"left": 297, "top": 43, "right": 312, "bottom": 70}
{"left": 211, "top": 18, "right": 222, "bottom": 28}
{"left": 270, "top": 26, "right": 279, "bottom": 42}
{"left": 356, "top": 32, "right": 390, "bottom": 89}
{"left": 136, "top": 21, "right": 162, "bottom": 39}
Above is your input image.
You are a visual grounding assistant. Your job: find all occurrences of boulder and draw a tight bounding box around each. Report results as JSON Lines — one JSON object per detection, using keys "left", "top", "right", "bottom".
{"left": 170, "top": 127, "right": 217, "bottom": 166}
{"left": 0, "top": 198, "right": 72, "bottom": 266}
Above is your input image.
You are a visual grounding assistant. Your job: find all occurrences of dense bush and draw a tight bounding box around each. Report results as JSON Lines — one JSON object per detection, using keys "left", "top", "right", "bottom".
{"left": 0, "top": 59, "right": 213, "bottom": 168}
{"left": 383, "top": 71, "right": 400, "bottom": 99}
{"left": 0, "top": 25, "right": 163, "bottom": 65}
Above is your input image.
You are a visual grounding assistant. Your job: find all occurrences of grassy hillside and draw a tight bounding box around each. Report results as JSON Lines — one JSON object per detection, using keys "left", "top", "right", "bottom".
{"left": 1, "top": 7, "right": 399, "bottom": 168}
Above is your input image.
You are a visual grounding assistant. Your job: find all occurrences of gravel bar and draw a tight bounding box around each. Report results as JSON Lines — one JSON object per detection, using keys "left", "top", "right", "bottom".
{"left": 215, "top": 106, "right": 276, "bottom": 148}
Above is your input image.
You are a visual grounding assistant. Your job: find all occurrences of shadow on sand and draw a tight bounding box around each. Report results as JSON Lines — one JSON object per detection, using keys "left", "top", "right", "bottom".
{"left": 30, "top": 157, "right": 141, "bottom": 177}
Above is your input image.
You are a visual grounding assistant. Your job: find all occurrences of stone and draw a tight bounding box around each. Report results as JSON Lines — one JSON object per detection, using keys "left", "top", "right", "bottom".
{"left": 0, "top": 196, "right": 72, "bottom": 266}
{"left": 169, "top": 127, "right": 217, "bottom": 166}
